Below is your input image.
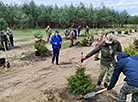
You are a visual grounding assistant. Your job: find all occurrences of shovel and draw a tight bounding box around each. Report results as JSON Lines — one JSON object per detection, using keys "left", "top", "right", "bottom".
{"left": 3, "top": 41, "right": 10, "bottom": 68}
{"left": 84, "top": 82, "right": 125, "bottom": 99}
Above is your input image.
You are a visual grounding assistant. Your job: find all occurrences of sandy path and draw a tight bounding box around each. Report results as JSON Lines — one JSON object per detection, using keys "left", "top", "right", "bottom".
{"left": 0, "top": 32, "right": 138, "bottom": 102}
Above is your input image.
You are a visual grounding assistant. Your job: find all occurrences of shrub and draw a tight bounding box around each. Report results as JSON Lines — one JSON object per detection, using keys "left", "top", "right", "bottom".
{"left": 34, "top": 32, "right": 43, "bottom": 39}
{"left": 12, "top": 25, "right": 17, "bottom": 30}
{"left": 89, "top": 30, "right": 94, "bottom": 40}
{"left": 123, "top": 44, "right": 138, "bottom": 56}
{"left": 102, "top": 27, "right": 105, "bottom": 31}
{"left": 129, "top": 28, "right": 132, "bottom": 33}
{"left": 118, "top": 30, "right": 122, "bottom": 34}
{"left": 95, "top": 27, "right": 99, "bottom": 34}
{"left": 34, "top": 41, "right": 48, "bottom": 54}
{"left": 105, "top": 31, "right": 110, "bottom": 36}
{"left": 133, "top": 38, "right": 138, "bottom": 47}
{"left": 67, "top": 67, "right": 92, "bottom": 94}
{"left": 124, "top": 30, "right": 129, "bottom": 34}
{"left": 135, "top": 28, "right": 137, "bottom": 32}
{"left": 81, "top": 37, "right": 88, "bottom": 46}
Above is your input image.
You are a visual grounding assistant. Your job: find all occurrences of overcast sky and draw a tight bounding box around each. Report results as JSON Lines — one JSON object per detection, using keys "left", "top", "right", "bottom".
{"left": 1, "top": 0, "right": 138, "bottom": 16}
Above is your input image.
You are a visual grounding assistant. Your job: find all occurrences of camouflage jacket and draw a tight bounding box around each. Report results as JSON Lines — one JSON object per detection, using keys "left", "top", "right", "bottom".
{"left": 45, "top": 28, "right": 52, "bottom": 35}
{"left": 85, "top": 40, "right": 122, "bottom": 67}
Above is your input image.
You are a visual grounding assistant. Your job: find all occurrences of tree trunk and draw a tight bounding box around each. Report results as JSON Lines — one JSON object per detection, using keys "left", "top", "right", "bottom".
{"left": 93, "top": 23, "right": 95, "bottom": 29}
{"left": 100, "top": 22, "right": 101, "bottom": 28}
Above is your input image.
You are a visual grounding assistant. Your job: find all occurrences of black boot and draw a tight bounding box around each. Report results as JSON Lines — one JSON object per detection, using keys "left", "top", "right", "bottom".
{"left": 96, "top": 81, "right": 101, "bottom": 87}
{"left": 104, "top": 82, "right": 108, "bottom": 88}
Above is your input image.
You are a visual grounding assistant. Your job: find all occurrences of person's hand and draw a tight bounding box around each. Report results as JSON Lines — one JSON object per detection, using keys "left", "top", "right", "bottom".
{"left": 81, "top": 57, "right": 86, "bottom": 63}
{"left": 60, "top": 42, "right": 62, "bottom": 45}
{"left": 55, "top": 42, "right": 57, "bottom": 45}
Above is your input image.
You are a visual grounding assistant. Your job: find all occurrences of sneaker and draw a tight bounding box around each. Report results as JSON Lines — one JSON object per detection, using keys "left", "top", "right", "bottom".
{"left": 96, "top": 81, "right": 101, "bottom": 87}
{"left": 56, "top": 63, "right": 60, "bottom": 65}
{"left": 104, "top": 82, "right": 108, "bottom": 88}
{"left": 52, "top": 61, "right": 54, "bottom": 64}
{"left": 94, "top": 58, "right": 100, "bottom": 61}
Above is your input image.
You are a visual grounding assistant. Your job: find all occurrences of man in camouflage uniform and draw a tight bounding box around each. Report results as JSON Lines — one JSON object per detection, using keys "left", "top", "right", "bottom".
{"left": 81, "top": 34, "right": 122, "bottom": 88}
{"left": 45, "top": 26, "right": 52, "bottom": 42}
{"left": 107, "top": 52, "right": 138, "bottom": 102}
{"left": 0, "top": 30, "right": 9, "bottom": 50}
{"left": 85, "top": 26, "right": 89, "bottom": 35}
{"left": 94, "top": 31, "right": 105, "bottom": 61}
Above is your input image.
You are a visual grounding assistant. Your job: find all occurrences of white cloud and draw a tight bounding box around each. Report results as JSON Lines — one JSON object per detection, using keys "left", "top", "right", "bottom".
{"left": 1, "top": 0, "right": 138, "bottom": 16}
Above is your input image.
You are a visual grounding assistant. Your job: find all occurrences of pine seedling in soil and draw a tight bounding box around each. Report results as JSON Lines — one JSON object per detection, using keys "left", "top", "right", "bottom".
{"left": 81, "top": 37, "right": 88, "bottom": 46}
{"left": 67, "top": 67, "right": 92, "bottom": 94}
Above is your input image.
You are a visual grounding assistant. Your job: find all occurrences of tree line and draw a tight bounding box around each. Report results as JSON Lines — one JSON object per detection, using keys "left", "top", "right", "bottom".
{"left": 0, "top": 1, "right": 138, "bottom": 30}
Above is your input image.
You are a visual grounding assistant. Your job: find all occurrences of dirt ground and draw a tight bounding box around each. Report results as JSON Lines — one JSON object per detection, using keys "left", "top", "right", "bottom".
{"left": 0, "top": 31, "right": 138, "bottom": 102}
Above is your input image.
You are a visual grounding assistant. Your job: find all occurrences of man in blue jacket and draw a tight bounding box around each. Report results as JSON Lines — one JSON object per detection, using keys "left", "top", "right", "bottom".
{"left": 107, "top": 52, "right": 138, "bottom": 102}
{"left": 78, "top": 25, "right": 81, "bottom": 37}
{"left": 50, "top": 30, "right": 62, "bottom": 65}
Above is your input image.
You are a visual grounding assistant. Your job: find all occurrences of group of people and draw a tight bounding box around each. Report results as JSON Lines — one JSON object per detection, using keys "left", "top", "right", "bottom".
{"left": 0, "top": 27, "right": 14, "bottom": 51}
{"left": 45, "top": 25, "right": 138, "bottom": 101}
{"left": 81, "top": 32, "right": 138, "bottom": 102}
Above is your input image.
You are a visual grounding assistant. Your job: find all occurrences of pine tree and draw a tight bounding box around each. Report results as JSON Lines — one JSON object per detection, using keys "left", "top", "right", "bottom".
{"left": 67, "top": 67, "right": 92, "bottom": 94}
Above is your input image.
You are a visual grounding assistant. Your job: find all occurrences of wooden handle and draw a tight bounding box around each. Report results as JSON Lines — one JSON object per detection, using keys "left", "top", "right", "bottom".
{"left": 3, "top": 41, "right": 9, "bottom": 61}
{"left": 97, "top": 82, "right": 125, "bottom": 94}
{"left": 97, "top": 88, "right": 107, "bottom": 94}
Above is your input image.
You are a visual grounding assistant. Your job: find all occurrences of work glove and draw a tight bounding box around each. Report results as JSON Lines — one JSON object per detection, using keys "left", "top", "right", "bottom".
{"left": 81, "top": 57, "right": 86, "bottom": 63}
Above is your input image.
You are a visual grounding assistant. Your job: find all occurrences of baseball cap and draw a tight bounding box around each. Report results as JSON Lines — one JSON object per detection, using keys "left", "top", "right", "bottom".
{"left": 55, "top": 30, "right": 59, "bottom": 33}
{"left": 105, "top": 34, "right": 114, "bottom": 44}
{"left": 101, "top": 31, "right": 105, "bottom": 35}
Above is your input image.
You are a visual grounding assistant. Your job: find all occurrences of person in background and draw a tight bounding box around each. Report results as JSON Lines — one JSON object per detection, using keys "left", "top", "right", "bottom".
{"left": 7, "top": 27, "right": 14, "bottom": 46}
{"left": 64, "top": 28, "right": 68, "bottom": 37}
{"left": 78, "top": 25, "right": 81, "bottom": 37}
{"left": 94, "top": 31, "right": 105, "bottom": 61}
{"left": 50, "top": 30, "right": 62, "bottom": 65}
{"left": 69, "top": 29, "right": 76, "bottom": 47}
{"left": 81, "top": 34, "right": 122, "bottom": 88}
{"left": 85, "top": 26, "right": 89, "bottom": 35}
{"left": 45, "top": 26, "right": 52, "bottom": 42}
{"left": 0, "top": 29, "right": 9, "bottom": 50}
{"left": 87, "top": 34, "right": 93, "bottom": 46}
{"left": 110, "top": 31, "right": 116, "bottom": 40}
{"left": 107, "top": 52, "right": 138, "bottom": 102}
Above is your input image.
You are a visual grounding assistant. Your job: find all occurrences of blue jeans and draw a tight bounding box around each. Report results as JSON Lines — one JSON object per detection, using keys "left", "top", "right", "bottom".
{"left": 9, "top": 36, "right": 14, "bottom": 46}
{"left": 78, "top": 30, "right": 80, "bottom": 36}
{"left": 52, "top": 49, "right": 60, "bottom": 64}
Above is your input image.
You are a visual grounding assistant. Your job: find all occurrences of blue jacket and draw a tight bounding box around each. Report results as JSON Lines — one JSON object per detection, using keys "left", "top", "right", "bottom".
{"left": 78, "top": 26, "right": 81, "bottom": 31}
{"left": 50, "top": 34, "right": 62, "bottom": 49}
{"left": 108, "top": 52, "right": 138, "bottom": 89}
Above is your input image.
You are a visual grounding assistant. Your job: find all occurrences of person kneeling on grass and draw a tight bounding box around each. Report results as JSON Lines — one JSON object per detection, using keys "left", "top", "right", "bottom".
{"left": 81, "top": 34, "right": 122, "bottom": 88}
{"left": 107, "top": 52, "right": 138, "bottom": 102}
{"left": 50, "top": 30, "right": 62, "bottom": 65}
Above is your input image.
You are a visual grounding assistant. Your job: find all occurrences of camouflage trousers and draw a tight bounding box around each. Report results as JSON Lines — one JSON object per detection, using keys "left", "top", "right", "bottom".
{"left": 98, "top": 64, "right": 114, "bottom": 83}
{"left": 118, "top": 83, "right": 138, "bottom": 102}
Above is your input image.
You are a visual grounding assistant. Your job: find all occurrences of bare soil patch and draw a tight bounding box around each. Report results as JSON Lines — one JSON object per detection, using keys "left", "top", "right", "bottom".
{"left": 20, "top": 50, "right": 52, "bottom": 62}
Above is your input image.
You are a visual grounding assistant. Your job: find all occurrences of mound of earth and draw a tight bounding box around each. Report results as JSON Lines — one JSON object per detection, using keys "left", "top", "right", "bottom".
{"left": 41, "top": 85, "right": 118, "bottom": 102}
{"left": 20, "top": 50, "right": 52, "bottom": 62}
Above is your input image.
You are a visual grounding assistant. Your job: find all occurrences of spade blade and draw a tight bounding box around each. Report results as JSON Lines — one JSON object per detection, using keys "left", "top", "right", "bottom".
{"left": 84, "top": 92, "right": 98, "bottom": 98}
